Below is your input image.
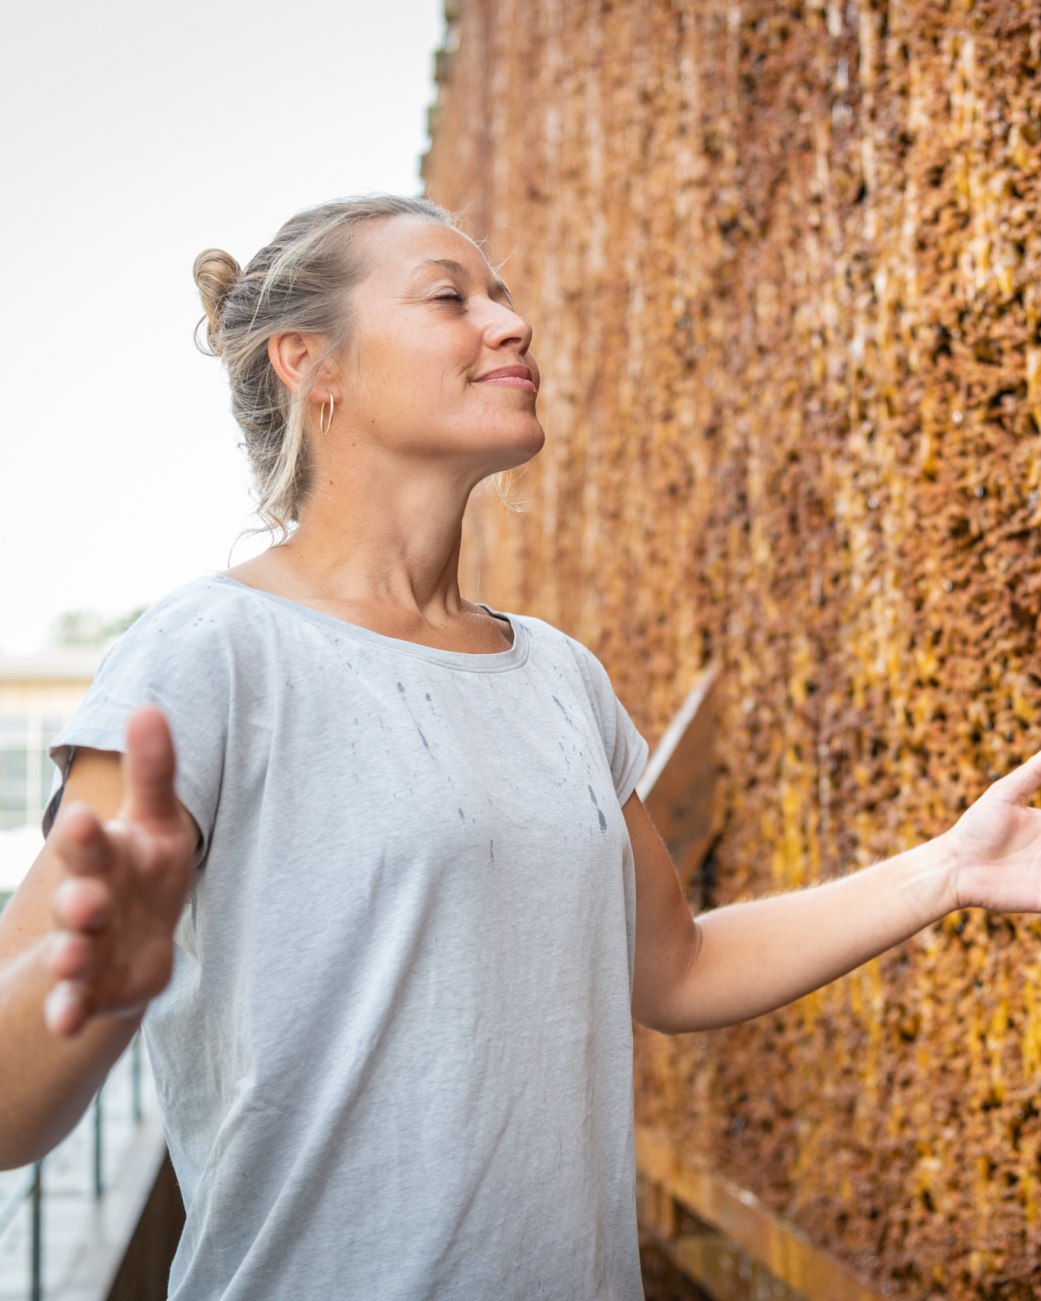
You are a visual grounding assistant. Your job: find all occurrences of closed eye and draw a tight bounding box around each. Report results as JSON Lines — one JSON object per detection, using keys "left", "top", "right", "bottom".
{"left": 434, "top": 291, "right": 465, "bottom": 303}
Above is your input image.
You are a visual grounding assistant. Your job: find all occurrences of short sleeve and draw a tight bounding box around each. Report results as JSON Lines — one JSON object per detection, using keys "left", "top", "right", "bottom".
{"left": 42, "top": 583, "right": 232, "bottom": 864}
{"left": 568, "top": 640, "right": 649, "bottom": 806}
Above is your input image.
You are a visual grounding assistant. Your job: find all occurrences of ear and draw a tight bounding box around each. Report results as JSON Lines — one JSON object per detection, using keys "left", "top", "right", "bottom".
{"left": 267, "top": 332, "right": 338, "bottom": 403}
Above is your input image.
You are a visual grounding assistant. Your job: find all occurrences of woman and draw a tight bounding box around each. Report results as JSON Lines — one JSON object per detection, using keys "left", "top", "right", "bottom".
{"left": 2, "top": 193, "right": 1041, "bottom": 1300}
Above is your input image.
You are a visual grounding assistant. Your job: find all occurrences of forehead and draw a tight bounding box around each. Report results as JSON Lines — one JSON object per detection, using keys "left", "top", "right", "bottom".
{"left": 360, "top": 215, "right": 499, "bottom": 287}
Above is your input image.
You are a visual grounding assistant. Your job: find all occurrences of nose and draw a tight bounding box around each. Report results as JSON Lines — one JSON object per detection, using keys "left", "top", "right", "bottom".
{"left": 484, "top": 299, "right": 534, "bottom": 354}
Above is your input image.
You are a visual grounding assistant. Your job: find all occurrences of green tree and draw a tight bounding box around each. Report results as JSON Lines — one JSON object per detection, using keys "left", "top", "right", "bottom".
{"left": 50, "top": 606, "right": 147, "bottom": 649}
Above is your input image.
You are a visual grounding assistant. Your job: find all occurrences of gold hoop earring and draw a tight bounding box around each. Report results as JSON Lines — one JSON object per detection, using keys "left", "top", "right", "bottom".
{"left": 319, "top": 394, "right": 335, "bottom": 435}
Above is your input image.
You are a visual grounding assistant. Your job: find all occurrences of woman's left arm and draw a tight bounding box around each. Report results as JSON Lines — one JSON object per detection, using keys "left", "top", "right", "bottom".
{"left": 628, "top": 750, "right": 1041, "bottom": 1034}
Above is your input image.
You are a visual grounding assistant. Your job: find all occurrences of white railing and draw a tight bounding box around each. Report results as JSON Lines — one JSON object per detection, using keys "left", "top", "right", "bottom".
{"left": 0, "top": 1038, "right": 162, "bottom": 1301}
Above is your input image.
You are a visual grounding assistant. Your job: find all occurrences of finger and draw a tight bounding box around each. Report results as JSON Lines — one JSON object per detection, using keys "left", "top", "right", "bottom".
{"left": 43, "top": 981, "right": 91, "bottom": 1037}
{"left": 989, "top": 750, "right": 1041, "bottom": 805}
{"left": 121, "top": 707, "right": 180, "bottom": 828}
{"left": 51, "top": 876, "right": 112, "bottom": 933}
{"left": 46, "top": 932, "right": 98, "bottom": 982}
{"left": 52, "top": 803, "right": 113, "bottom": 876}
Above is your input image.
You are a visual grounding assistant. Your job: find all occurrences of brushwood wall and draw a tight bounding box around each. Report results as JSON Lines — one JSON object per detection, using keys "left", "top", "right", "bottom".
{"left": 423, "top": 2, "right": 1041, "bottom": 1296}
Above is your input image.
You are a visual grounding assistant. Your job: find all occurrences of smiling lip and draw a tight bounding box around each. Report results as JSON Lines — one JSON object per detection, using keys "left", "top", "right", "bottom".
{"left": 474, "top": 365, "right": 537, "bottom": 394}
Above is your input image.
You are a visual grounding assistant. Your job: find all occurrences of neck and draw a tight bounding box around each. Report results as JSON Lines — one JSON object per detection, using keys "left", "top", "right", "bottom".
{"left": 273, "top": 452, "right": 484, "bottom": 621}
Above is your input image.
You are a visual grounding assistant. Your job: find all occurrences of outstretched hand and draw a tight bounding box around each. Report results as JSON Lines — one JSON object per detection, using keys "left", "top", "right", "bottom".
{"left": 43, "top": 708, "right": 196, "bottom": 1036}
{"left": 945, "top": 750, "right": 1041, "bottom": 914}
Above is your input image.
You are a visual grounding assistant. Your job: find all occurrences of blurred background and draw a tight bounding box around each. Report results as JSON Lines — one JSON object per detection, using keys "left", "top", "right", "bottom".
{"left": 0, "top": 0, "right": 444, "bottom": 656}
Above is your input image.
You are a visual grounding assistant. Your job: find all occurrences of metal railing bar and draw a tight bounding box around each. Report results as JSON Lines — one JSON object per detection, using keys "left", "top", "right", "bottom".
{"left": 92, "top": 1088, "right": 103, "bottom": 1198}
{"left": 132, "top": 1035, "right": 142, "bottom": 1123}
{"left": 30, "top": 1160, "right": 42, "bottom": 1301}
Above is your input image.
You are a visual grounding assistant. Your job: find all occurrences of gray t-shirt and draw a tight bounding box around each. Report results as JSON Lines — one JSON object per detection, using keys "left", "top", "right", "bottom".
{"left": 48, "top": 576, "right": 649, "bottom": 1300}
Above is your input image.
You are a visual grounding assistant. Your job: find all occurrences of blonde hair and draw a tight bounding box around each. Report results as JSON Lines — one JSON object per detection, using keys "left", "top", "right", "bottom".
{"left": 194, "top": 195, "right": 455, "bottom": 534}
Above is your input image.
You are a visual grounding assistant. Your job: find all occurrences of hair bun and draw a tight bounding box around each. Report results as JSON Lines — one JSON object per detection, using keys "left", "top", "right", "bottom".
{"left": 193, "top": 248, "right": 241, "bottom": 353}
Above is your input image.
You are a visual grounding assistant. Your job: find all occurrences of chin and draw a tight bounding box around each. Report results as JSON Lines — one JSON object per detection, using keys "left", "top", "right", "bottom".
{"left": 502, "top": 423, "right": 546, "bottom": 469}
{"left": 452, "top": 415, "right": 546, "bottom": 482}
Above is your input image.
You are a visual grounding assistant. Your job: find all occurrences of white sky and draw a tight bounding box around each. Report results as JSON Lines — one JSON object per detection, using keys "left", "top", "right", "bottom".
{"left": 0, "top": 0, "right": 445, "bottom": 653}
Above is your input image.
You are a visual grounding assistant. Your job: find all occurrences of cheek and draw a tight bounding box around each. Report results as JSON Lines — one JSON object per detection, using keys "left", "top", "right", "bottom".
{"left": 351, "top": 356, "right": 462, "bottom": 430}
{"left": 345, "top": 341, "right": 418, "bottom": 410}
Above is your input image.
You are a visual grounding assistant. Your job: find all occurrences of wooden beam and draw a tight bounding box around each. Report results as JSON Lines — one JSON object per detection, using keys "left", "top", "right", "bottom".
{"left": 636, "top": 1127, "right": 884, "bottom": 1301}
{"left": 637, "top": 662, "right": 722, "bottom": 895}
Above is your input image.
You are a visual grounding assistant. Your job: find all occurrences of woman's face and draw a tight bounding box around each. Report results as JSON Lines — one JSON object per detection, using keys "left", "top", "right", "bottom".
{"left": 331, "top": 215, "right": 544, "bottom": 477}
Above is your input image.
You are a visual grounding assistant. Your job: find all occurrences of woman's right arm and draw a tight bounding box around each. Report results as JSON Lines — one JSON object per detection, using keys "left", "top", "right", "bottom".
{"left": 0, "top": 708, "right": 196, "bottom": 1169}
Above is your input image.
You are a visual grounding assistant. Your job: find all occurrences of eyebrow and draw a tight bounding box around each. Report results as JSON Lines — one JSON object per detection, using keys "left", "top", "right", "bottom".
{"left": 413, "top": 258, "right": 514, "bottom": 304}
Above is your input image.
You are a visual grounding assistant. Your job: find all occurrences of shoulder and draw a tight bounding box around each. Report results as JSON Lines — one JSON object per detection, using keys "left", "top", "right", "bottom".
{"left": 100, "top": 576, "right": 270, "bottom": 659}
{"left": 44, "top": 577, "right": 253, "bottom": 850}
{"left": 507, "top": 609, "right": 607, "bottom": 673}
{"left": 84, "top": 575, "right": 273, "bottom": 703}
{"left": 53, "top": 575, "right": 278, "bottom": 762}
{"left": 122, "top": 574, "right": 264, "bottom": 632}
{"left": 486, "top": 605, "right": 618, "bottom": 701}
{"left": 480, "top": 603, "right": 576, "bottom": 652}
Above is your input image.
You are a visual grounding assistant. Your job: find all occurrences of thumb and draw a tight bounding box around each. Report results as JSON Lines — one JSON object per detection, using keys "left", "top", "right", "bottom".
{"left": 120, "top": 707, "right": 180, "bottom": 828}
{"left": 985, "top": 748, "right": 1041, "bottom": 806}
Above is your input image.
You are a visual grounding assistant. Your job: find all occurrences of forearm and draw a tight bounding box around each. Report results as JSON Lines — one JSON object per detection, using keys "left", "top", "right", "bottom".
{"left": 665, "top": 833, "right": 957, "bottom": 1033}
{"left": 0, "top": 941, "right": 140, "bottom": 1169}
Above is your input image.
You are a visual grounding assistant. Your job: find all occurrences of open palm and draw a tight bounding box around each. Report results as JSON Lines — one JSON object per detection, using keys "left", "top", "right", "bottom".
{"left": 946, "top": 750, "right": 1041, "bottom": 914}
{"left": 45, "top": 709, "right": 196, "bottom": 1036}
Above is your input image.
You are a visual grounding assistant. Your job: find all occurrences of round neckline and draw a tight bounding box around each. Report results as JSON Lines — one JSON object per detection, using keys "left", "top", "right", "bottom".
{"left": 209, "top": 574, "right": 529, "bottom": 673}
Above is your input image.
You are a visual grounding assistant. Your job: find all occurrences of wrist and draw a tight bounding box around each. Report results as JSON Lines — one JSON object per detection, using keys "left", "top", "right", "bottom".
{"left": 896, "top": 832, "right": 961, "bottom": 925}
